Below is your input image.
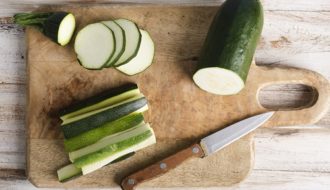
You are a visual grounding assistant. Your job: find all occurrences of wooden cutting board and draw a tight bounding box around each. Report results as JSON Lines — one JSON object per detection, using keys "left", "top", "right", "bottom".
{"left": 25, "top": 5, "right": 330, "bottom": 188}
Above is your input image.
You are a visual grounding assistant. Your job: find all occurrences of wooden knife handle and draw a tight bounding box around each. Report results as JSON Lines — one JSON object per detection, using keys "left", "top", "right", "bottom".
{"left": 121, "top": 143, "right": 205, "bottom": 190}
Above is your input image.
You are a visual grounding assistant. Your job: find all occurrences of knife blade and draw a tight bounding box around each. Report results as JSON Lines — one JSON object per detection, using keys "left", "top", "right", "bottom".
{"left": 121, "top": 112, "right": 274, "bottom": 190}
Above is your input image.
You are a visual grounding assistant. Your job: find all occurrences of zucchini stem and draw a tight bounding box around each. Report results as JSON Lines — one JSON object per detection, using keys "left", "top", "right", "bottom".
{"left": 14, "top": 17, "right": 48, "bottom": 26}
{"left": 14, "top": 12, "right": 53, "bottom": 32}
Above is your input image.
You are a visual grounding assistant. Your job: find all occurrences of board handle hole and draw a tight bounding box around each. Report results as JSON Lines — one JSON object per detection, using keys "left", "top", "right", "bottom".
{"left": 258, "top": 84, "right": 318, "bottom": 110}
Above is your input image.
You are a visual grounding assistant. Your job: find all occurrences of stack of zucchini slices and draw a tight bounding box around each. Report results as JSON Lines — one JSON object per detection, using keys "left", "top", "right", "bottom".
{"left": 74, "top": 19, "right": 155, "bottom": 75}
{"left": 57, "top": 84, "right": 156, "bottom": 182}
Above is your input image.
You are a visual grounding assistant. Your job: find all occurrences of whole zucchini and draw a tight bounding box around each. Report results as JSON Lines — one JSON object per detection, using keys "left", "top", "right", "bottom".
{"left": 193, "top": 0, "right": 264, "bottom": 95}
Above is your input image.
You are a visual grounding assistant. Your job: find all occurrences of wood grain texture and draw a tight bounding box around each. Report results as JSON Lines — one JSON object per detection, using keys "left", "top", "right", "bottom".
{"left": 1, "top": 0, "right": 330, "bottom": 17}
{"left": 0, "top": 24, "right": 26, "bottom": 84}
{"left": 25, "top": 5, "right": 330, "bottom": 188}
{"left": 256, "top": 11, "right": 330, "bottom": 80}
{"left": 0, "top": 169, "right": 26, "bottom": 180}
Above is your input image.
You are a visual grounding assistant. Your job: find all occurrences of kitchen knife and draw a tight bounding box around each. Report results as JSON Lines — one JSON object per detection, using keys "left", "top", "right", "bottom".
{"left": 121, "top": 112, "right": 274, "bottom": 190}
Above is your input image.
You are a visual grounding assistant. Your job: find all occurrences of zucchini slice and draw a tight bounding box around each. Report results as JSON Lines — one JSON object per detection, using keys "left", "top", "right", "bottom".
{"left": 64, "top": 113, "right": 145, "bottom": 152}
{"left": 193, "top": 0, "right": 263, "bottom": 95}
{"left": 62, "top": 95, "right": 148, "bottom": 139}
{"left": 113, "top": 19, "right": 141, "bottom": 66}
{"left": 102, "top": 21, "right": 126, "bottom": 67}
{"left": 60, "top": 84, "right": 139, "bottom": 121}
{"left": 74, "top": 124, "right": 156, "bottom": 175}
{"left": 69, "top": 122, "right": 146, "bottom": 162}
{"left": 116, "top": 30, "right": 155, "bottom": 75}
{"left": 74, "top": 23, "right": 116, "bottom": 69}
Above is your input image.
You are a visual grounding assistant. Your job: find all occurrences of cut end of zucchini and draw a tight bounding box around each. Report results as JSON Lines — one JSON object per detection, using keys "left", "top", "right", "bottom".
{"left": 58, "top": 13, "right": 76, "bottom": 46}
{"left": 193, "top": 68, "right": 245, "bottom": 95}
{"left": 57, "top": 164, "right": 82, "bottom": 182}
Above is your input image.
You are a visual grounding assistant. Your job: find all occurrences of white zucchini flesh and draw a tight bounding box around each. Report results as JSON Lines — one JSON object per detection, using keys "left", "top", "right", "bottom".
{"left": 113, "top": 19, "right": 141, "bottom": 66}
{"left": 102, "top": 21, "right": 125, "bottom": 67}
{"left": 74, "top": 23, "right": 115, "bottom": 69}
{"left": 116, "top": 30, "right": 155, "bottom": 75}
{"left": 69, "top": 121, "right": 147, "bottom": 162}
{"left": 57, "top": 164, "right": 82, "bottom": 182}
{"left": 193, "top": 67, "right": 245, "bottom": 95}
{"left": 58, "top": 13, "right": 76, "bottom": 46}
{"left": 81, "top": 124, "right": 156, "bottom": 174}
{"left": 60, "top": 88, "right": 141, "bottom": 122}
{"left": 61, "top": 93, "right": 146, "bottom": 125}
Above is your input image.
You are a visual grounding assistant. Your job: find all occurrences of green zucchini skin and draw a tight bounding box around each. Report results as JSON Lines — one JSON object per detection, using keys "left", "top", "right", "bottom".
{"left": 74, "top": 130, "right": 152, "bottom": 168}
{"left": 64, "top": 113, "right": 145, "bottom": 152}
{"left": 197, "top": 0, "right": 264, "bottom": 82}
{"left": 62, "top": 97, "right": 147, "bottom": 139}
{"left": 59, "top": 83, "right": 138, "bottom": 116}
{"left": 113, "top": 20, "right": 142, "bottom": 67}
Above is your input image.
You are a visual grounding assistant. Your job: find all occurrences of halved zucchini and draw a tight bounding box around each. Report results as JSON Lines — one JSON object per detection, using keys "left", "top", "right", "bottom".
{"left": 62, "top": 95, "right": 148, "bottom": 139}
{"left": 64, "top": 113, "right": 145, "bottom": 152}
{"left": 102, "top": 21, "right": 126, "bottom": 67}
{"left": 113, "top": 19, "right": 141, "bottom": 66}
{"left": 192, "top": 0, "right": 263, "bottom": 95}
{"left": 60, "top": 84, "right": 140, "bottom": 121}
{"left": 116, "top": 29, "right": 155, "bottom": 75}
{"left": 74, "top": 23, "right": 115, "bottom": 69}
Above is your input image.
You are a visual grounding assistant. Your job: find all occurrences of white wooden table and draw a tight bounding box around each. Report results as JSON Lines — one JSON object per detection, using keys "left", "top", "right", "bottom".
{"left": 0, "top": 1, "right": 330, "bottom": 189}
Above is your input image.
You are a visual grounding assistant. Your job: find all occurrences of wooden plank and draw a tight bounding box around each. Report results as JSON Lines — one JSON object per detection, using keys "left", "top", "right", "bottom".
{"left": 1, "top": 0, "right": 330, "bottom": 17}
{"left": 0, "top": 84, "right": 25, "bottom": 132}
{"left": 256, "top": 11, "right": 330, "bottom": 79}
{"left": 0, "top": 24, "right": 26, "bottom": 84}
{"left": 254, "top": 127, "right": 330, "bottom": 172}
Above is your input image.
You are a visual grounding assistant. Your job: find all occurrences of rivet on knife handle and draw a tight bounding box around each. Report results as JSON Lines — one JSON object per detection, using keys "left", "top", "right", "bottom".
{"left": 121, "top": 143, "right": 205, "bottom": 190}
